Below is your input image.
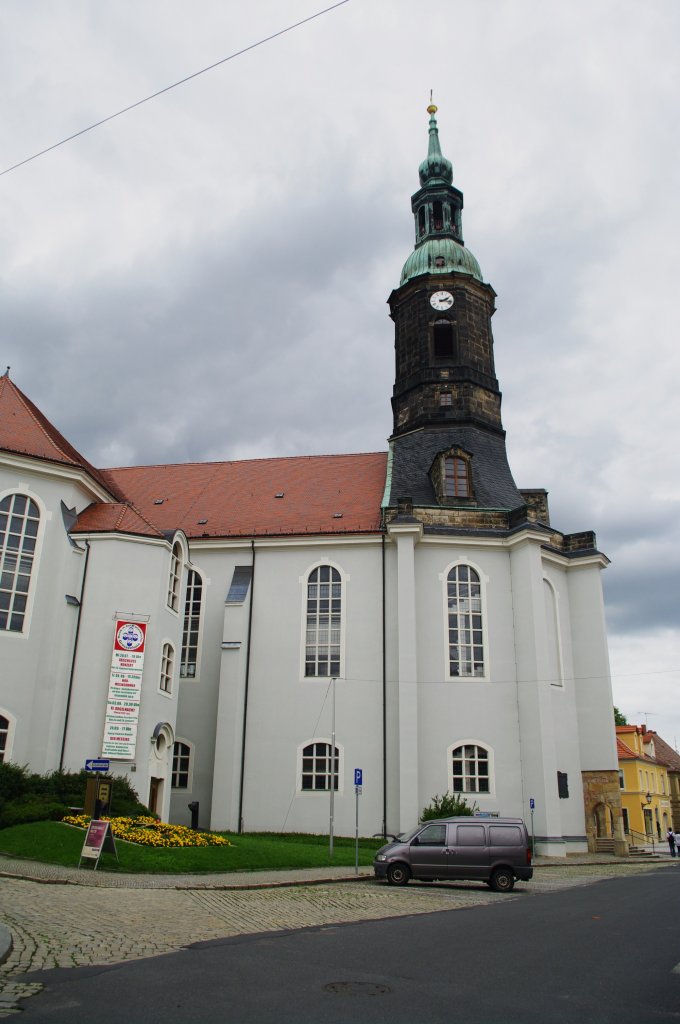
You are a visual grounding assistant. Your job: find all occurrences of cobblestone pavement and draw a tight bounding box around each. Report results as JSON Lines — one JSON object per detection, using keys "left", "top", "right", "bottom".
{"left": 0, "top": 859, "right": 674, "bottom": 1017}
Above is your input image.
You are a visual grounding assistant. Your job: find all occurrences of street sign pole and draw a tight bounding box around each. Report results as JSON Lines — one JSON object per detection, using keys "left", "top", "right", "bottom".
{"left": 529, "top": 798, "right": 535, "bottom": 855}
{"left": 354, "top": 769, "right": 363, "bottom": 875}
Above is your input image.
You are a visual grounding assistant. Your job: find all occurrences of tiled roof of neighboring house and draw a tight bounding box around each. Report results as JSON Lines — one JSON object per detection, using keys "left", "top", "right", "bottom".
{"left": 73, "top": 503, "right": 165, "bottom": 539}
{"left": 616, "top": 725, "right": 662, "bottom": 764}
{"left": 0, "top": 372, "right": 123, "bottom": 500}
{"left": 617, "top": 737, "right": 640, "bottom": 760}
{"left": 645, "top": 731, "right": 680, "bottom": 772}
{"left": 101, "top": 452, "right": 388, "bottom": 539}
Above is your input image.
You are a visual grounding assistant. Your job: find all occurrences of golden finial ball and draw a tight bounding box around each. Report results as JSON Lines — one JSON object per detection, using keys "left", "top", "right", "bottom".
{"left": 427, "top": 103, "right": 438, "bottom": 114}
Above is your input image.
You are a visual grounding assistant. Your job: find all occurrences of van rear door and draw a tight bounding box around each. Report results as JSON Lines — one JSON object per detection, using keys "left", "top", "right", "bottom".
{"left": 450, "top": 822, "right": 489, "bottom": 879}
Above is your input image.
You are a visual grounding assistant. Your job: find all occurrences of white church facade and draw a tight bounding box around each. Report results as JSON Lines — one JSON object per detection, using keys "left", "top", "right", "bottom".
{"left": 0, "top": 107, "right": 624, "bottom": 855}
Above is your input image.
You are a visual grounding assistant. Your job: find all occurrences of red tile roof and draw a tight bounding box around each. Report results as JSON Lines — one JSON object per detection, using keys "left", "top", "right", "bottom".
{"left": 73, "top": 503, "right": 165, "bottom": 539}
{"left": 99, "top": 453, "right": 388, "bottom": 539}
{"left": 0, "top": 373, "right": 123, "bottom": 500}
{"left": 617, "top": 737, "right": 639, "bottom": 760}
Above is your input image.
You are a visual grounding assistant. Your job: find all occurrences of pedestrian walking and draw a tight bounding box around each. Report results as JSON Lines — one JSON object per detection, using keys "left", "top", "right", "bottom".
{"left": 668, "top": 828, "right": 677, "bottom": 857}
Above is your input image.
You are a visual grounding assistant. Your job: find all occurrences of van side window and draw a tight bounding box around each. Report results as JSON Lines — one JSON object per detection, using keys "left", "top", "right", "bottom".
{"left": 455, "top": 825, "right": 486, "bottom": 846}
{"left": 416, "top": 824, "right": 447, "bottom": 846}
{"left": 489, "top": 826, "right": 521, "bottom": 846}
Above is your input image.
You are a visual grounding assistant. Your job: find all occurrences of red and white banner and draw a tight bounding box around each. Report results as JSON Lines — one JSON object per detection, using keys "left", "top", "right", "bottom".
{"left": 102, "top": 620, "right": 147, "bottom": 759}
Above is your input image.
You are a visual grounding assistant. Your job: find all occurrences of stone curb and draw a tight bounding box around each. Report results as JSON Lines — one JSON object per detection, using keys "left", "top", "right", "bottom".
{"left": 0, "top": 925, "right": 11, "bottom": 967}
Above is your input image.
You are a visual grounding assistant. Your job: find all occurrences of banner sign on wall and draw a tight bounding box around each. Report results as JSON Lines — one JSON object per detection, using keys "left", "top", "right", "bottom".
{"left": 102, "top": 620, "right": 147, "bottom": 759}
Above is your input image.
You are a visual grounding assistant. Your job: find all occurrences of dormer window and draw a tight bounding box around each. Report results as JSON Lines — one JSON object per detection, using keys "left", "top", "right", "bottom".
{"left": 430, "top": 447, "right": 474, "bottom": 504}
{"left": 444, "top": 456, "right": 470, "bottom": 497}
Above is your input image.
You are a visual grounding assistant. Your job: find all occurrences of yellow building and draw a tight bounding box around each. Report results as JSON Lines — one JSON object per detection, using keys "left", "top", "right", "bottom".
{"left": 616, "top": 725, "right": 673, "bottom": 845}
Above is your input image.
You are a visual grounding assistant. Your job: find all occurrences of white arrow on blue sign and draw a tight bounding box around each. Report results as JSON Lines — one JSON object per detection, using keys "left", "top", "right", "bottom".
{"left": 354, "top": 769, "right": 363, "bottom": 786}
{"left": 85, "top": 759, "right": 110, "bottom": 772}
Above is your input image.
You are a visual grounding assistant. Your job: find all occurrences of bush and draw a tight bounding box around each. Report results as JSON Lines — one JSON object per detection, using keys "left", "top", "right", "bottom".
{"left": 420, "top": 792, "right": 477, "bottom": 821}
{"left": 0, "top": 763, "right": 149, "bottom": 828}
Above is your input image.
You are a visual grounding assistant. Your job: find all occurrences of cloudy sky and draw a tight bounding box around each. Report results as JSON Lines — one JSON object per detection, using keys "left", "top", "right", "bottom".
{"left": 2, "top": 1, "right": 678, "bottom": 744}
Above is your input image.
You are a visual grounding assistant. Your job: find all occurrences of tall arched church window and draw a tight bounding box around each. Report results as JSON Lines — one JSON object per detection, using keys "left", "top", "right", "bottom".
{"left": 447, "top": 565, "right": 484, "bottom": 677}
{"left": 444, "top": 456, "right": 470, "bottom": 498}
{"left": 451, "top": 743, "right": 491, "bottom": 793}
{"left": 305, "top": 566, "right": 341, "bottom": 677}
{"left": 300, "top": 741, "right": 339, "bottom": 791}
{"left": 167, "top": 541, "right": 183, "bottom": 612}
{"left": 433, "top": 320, "right": 456, "bottom": 360}
{"left": 0, "top": 494, "right": 40, "bottom": 633}
{"left": 180, "top": 570, "right": 202, "bottom": 678}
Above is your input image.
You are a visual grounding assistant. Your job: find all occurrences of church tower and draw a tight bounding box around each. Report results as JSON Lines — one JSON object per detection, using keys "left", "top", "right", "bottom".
{"left": 385, "top": 102, "right": 527, "bottom": 517}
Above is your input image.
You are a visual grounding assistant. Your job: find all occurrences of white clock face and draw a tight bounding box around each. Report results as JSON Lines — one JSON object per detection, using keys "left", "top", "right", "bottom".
{"left": 430, "top": 290, "right": 454, "bottom": 311}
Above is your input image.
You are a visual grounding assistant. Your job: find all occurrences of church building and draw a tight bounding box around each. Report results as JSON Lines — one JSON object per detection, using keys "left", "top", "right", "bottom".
{"left": 0, "top": 106, "right": 624, "bottom": 855}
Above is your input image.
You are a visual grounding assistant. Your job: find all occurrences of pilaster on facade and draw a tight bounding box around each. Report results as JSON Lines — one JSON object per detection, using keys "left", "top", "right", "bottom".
{"left": 387, "top": 518, "right": 422, "bottom": 830}
{"left": 510, "top": 539, "right": 565, "bottom": 854}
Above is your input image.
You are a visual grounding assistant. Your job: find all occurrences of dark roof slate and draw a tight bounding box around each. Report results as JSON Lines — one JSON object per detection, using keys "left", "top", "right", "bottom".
{"left": 385, "top": 425, "right": 525, "bottom": 510}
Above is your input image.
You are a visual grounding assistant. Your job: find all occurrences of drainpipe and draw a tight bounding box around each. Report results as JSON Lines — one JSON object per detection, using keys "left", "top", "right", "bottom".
{"left": 237, "top": 539, "right": 256, "bottom": 833}
{"left": 382, "top": 533, "right": 387, "bottom": 839}
{"left": 59, "top": 540, "right": 90, "bottom": 770}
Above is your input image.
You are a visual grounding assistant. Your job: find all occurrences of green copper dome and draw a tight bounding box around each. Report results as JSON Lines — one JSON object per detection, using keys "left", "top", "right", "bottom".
{"left": 400, "top": 237, "right": 483, "bottom": 285}
{"left": 400, "top": 103, "right": 483, "bottom": 286}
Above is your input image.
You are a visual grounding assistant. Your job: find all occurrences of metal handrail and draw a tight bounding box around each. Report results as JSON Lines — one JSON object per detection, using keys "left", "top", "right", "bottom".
{"left": 627, "top": 827, "right": 656, "bottom": 854}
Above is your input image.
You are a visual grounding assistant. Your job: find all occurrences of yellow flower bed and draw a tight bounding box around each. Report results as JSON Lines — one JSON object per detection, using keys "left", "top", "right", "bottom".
{"left": 62, "top": 813, "right": 231, "bottom": 848}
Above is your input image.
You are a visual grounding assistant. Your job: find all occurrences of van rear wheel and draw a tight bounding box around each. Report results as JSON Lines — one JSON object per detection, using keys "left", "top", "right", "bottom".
{"left": 386, "top": 863, "right": 410, "bottom": 886}
{"left": 489, "top": 867, "right": 515, "bottom": 893}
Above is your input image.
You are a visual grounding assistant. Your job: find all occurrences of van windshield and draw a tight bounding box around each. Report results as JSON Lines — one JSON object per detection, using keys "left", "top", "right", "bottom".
{"left": 398, "top": 825, "right": 426, "bottom": 843}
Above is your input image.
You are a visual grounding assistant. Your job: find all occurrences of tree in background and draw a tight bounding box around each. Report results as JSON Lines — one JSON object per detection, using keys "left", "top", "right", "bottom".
{"left": 614, "top": 707, "right": 628, "bottom": 726}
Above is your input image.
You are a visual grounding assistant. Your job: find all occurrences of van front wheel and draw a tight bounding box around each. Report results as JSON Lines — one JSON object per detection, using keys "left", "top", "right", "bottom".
{"left": 489, "top": 868, "right": 515, "bottom": 893}
{"left": 386, "top": 863, "right": 411, "bottom": 886}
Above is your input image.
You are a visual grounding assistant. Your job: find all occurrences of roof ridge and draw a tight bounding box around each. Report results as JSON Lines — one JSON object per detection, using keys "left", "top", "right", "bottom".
{"left": 103, "top": 451, "right": 388, "bottom": 472}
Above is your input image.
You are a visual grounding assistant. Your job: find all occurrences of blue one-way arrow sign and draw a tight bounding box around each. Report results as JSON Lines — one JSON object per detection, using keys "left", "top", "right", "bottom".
{"left": 85, "top": 759, "right": 110, "bottom": 772}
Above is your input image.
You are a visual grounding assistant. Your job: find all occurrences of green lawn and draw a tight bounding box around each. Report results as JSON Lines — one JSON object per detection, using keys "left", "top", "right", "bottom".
{"left": 0, "top": 821, "right": 382, "bottom": 874}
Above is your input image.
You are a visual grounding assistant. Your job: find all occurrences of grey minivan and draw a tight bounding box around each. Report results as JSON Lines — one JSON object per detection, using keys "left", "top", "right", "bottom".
{"left": 373, "top": 816, "right": 533, "bottom": 892}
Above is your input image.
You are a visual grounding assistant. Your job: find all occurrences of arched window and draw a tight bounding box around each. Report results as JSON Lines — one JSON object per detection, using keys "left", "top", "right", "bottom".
{"left": 159, "top": 642, "right": 175, "bottom": 694}
{"left": 172, "top": 740, "right": 191, "bottom": 788}
{"left": 305, "top": 565, "right": 341, "bottom": 677}
{"left": 0, "top": 714, "right": 10, "bottom": 762}
{"left": 451, "top": 743, "right": 491, "bottom": 793}
{"left": 447, "top": 565, "right": 484, "bottom": 677}
{"left": 180, "top": 570, "right": 203, "bottom": 678}
{"left": 0, "top": 493, "right": 40, "bottom": 633}
{"left": 418, "top": 207, "right": 426, "bottom": 236}
{"left": 300, "top": 741, "right": 339, "bottom": 791}
{"left": 167, "top": 541, "right": 182, "bottom": 612}
{"left": 433, "top": 320, "right": 456, "bottom": 360}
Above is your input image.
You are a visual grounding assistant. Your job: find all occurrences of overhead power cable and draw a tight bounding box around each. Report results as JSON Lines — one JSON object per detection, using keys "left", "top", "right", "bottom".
{"left": 0, "top": 0, "right": 350, "bottom": 178}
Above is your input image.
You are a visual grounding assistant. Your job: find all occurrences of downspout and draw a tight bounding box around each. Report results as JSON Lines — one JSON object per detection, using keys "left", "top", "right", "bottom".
{"left": 237, "top": 539, "right": 256, "bottom": 833}
{"left": 59, "top": 539, "right": 90, "bottom": 770}
{"left": 382, "top": 532, "right": 387, "bottom": 839}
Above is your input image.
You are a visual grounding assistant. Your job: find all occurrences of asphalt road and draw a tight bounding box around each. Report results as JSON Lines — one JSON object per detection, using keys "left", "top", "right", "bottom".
{"left": 16, "top": 870, "right": 680, "bottom": 1024}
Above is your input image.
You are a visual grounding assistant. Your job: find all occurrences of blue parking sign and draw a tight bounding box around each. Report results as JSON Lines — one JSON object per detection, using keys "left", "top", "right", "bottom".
{"left": 354, "top": 769, "right": 363, "bottom": 786}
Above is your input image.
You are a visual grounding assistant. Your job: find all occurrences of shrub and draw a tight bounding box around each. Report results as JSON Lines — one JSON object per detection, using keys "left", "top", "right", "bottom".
{"left": 420, "top": 792, "right": 477, "bottom": 821}
{"left": 0, "top": 763, "right": 149, "bottom": 827}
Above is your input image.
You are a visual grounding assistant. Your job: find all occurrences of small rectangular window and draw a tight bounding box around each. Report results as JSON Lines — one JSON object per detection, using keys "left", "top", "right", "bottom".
{"left": 226, "top": 566, "right": 252, "bottom": 604}
{"left": 557, "top": 771, "right": 569, "bottom": 799}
